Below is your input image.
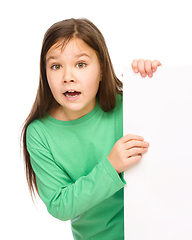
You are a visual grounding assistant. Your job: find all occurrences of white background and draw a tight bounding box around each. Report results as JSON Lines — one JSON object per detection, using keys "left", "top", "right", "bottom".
{"left": 1, "top": 0, "right": 191, "bottom": 239}
{"left": 123, "top": 67, "right": 192, "bottom": 240}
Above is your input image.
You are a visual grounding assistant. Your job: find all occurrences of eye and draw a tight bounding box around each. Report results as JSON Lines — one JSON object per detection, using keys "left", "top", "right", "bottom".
{"left": 76, "top": 62, "right": 86, "bottom": 69}
{"left": 52, "top": 64, "right": 62, "bottom": 70}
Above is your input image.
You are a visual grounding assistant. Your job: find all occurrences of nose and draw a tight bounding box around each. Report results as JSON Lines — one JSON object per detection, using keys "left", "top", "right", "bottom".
{"left": 63, "top": 79, "right": 75, "bottom": 83}
{"left": 63, "top": 67, "right": 75, "bottom": 84}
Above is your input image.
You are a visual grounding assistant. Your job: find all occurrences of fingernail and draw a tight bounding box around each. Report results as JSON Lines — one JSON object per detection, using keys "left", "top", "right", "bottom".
{"left": 152, "top": 68, "right": 156, "bottom": 72}
{"left": 148, "top": 73, "right": 153, "bottom": 77}
{"left": 144, "top": 142, "right": 149, "bottom": 146}
{"left": 140, "top": 136, "right": 144, "bottom": 140}
{"left": 141, "top": 73, "right": 146, "bottom": 77}
{"left": 134, "top": 68, "right": 138, "bottom": 73}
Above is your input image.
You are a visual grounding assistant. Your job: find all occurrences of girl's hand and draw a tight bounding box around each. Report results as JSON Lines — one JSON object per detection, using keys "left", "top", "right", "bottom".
{"left": 131, "top": 59, "right": 162, "bottom": 78}
{"left": 108, "top": 134, "right": 149, "bottom": 173}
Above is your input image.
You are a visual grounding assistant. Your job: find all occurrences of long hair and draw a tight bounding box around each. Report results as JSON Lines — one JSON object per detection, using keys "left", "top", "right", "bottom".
{"left": 21, "top": 18, "right": 123, "bottom": 198}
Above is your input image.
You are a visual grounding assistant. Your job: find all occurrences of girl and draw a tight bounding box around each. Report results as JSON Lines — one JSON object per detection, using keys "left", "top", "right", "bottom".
{"left": 21, "top": 18, "right": 161, "bottom": 239}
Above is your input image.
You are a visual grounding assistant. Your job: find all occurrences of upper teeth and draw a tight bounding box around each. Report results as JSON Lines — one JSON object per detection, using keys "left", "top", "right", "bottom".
{"left": 65, "top": 91, "right": 80, "bottom": 98}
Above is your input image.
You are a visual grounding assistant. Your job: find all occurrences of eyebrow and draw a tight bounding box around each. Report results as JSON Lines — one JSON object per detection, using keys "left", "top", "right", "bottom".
{"left": 75, "top": 53, "right": 91, "bottom": 58}
{"left": 46, "top": 55, "right": 59, "bottom": 62}
{"left": 46, "top": 53, "right": 91, "bottom": 62}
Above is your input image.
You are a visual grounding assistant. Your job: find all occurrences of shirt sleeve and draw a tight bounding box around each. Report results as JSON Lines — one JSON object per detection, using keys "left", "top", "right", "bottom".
{"left": 26, "top": 124, "right": 126, "bottom": 221}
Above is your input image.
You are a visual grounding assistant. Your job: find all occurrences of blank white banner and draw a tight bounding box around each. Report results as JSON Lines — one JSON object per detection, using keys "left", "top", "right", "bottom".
{"left": 123, "top": 66, "right": 192, "bottom": 240}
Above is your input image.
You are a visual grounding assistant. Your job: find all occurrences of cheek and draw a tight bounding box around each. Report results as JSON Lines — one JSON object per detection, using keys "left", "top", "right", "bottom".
{"left": 94, "top": 70, "right": 102, "bottom": 88}
{"left": 86, "top": 67, "right": 101, "bottom": 85}
{"left": 46, "top": 75, "right": 54, "bottom": 92}
{"left": 46, "top": 76, "right": 59, "bottom": 99}
{"left": 84, "top": 74, "right": 100, "bottom": 92}
{"left": 46, "top": 70, "right": 60, "bottom": 92}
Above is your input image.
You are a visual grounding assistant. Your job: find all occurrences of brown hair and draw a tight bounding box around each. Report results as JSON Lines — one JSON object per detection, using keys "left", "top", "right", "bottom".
{"left": 21, "top": 18, "right": 123, "bottom": 198}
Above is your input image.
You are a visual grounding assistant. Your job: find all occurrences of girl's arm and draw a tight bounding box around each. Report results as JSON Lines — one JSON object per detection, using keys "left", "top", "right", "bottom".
{"left": 26, "top": 125, "right": 126, "bottom": 221}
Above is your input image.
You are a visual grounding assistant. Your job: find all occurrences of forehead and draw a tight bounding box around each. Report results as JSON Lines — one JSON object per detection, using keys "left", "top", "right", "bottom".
{"left": 46, "top": 37, "right": 98, "bottom": 61}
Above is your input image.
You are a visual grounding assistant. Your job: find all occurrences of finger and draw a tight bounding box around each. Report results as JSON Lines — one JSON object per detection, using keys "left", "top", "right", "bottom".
{"left": 152, "top": 60, "right": 162, "bottom": 72}
{"left": 137, "top": 59, "right": 146, "bottom": 77}
{"left": 126, "top": 147, "right": 148, "bottom": 158}
{"left": 145, "top": 59, "right": 153, "bottom": 77}
{"left": 127, "top": 154, "right": 142, "bottom": 166}
{"left": 131, "top": 59, "right": 139, "bottom": 73}
{"left": 121, "top": 134, "right": 144, "bottom": 143}
{"left": 125, "top": 140, "right": 149, "bottom": 150}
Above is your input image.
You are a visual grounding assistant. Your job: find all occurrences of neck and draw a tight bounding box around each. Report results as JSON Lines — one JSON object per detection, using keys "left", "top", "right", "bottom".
{"left": 49, "top": 103, "right": 96, "bottom": 121}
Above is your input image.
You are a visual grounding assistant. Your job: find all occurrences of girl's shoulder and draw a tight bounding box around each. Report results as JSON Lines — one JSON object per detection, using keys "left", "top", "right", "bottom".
{"left": 26, "top": 117, "right": 52, "bottom": 151}
{"left": 27, "top": 118, "right": 46, "bottom": 132}
{"left": 26, "top": 117, "right": 50, "bottom": 141}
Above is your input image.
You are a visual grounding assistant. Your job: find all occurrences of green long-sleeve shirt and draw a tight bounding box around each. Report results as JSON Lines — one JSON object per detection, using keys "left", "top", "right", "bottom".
{"left": 26, "top": 94, "right": 126, "bottom": 239}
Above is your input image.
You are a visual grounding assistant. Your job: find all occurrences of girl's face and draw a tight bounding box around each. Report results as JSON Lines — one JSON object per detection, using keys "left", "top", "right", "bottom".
{"left": 46, "top": 37, "right": 102, "bottom": 121}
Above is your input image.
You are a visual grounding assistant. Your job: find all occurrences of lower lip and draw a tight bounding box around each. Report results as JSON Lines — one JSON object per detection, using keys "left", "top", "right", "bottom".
{"left": 63, "top": 93, "right": 81, "bottom": 101}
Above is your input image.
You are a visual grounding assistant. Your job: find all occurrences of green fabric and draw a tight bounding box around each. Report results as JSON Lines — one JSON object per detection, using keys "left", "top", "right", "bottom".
{"left": 26, "top": 94, "right": 126, "bottom": 239}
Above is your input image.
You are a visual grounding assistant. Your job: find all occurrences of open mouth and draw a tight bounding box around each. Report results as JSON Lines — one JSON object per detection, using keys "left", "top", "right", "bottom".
{"left": 64, "top": 90, "right": 81, "bottom": 98}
